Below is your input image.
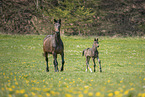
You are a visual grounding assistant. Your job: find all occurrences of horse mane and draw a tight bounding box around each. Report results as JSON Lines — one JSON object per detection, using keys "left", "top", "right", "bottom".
{"left": 86, "top": 48, "right": 90, "bottom": 50}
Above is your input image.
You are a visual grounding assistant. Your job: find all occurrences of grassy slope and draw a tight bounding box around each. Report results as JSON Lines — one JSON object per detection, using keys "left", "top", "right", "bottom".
{"left": 0, "top": 34, "right": 145, "bottom": 97}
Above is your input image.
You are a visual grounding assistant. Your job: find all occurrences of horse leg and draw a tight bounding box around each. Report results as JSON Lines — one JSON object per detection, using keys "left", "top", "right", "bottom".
{"left": 86, "top": 57, "right": 92, "bottom": 72}
{"left": 86, "top": 57, "right": 89, "bottom": 72}
{"left": 92, "top": 57, "right": 96, "bottom": 72}
{"left": 45, "top": 52, "right": 49, "bottom": 72}
{"left": 53, "top": 53, "right": 59, "bottom": 72}
{"left": 97, "top": 57, "right": 102, "bottom": 72}
{"left": 60, "top": 52, "right": 65, "bottom": 71}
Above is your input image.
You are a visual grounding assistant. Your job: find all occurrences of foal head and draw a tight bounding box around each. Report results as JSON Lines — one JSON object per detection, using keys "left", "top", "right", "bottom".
{"left": 54, "top": 19, "right": 61, "bottom": 32}
{"left": 93, "top": 38, "right": 99, "bottom": 48}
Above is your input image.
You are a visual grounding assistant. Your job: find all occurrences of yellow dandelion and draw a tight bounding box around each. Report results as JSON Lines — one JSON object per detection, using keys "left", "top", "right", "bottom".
{"left": 8, "top": 94, "right": 12, "bottom": 97}
{"left": 31, "top": 92, "right": 35, "bottom": 96}
{"left": 84, "top": 90, "right": 88, "bottom": 94}
{"left": 55, "top": 92, "right": 60, "bottom": 95}
{"left": 10, "top": 73, "right": 13, "bottom": 75}
{"left": 12, "top": 85, "right": 15, "bottom": 88}
{"left": 138, "top": 93, "right": 142, "bottom": 97}
{"left": 142, "top": 93, "right": 145, "bottom": 97}
{"left": 108, "top": 93, "right": 113, "bottom": 96}
{"left": 43, "top": 88, "right": 50, "bottom": 92}
{"left": 24, "top": 94, "right": 28, "bottom": 97}
{"left": 8, "top": 83, "right": 10, "bottom": 86}
{"left": 20, "top": 89, "right": 25, "bottom": 94}
{"left": 120, "top": 80, "right": 123, "bottom": 83}
{"left": 46, "top": 93, "right": 50, "bottom": 96}
{"left": 8, "top": 88, "right": 13, "bottom": 91}
{"left": 16, "top": 90, "right": 20, "bottom": 94}
{"left": 130, "top": 88, "right": 134, "bottom": 91}
{"left": 50, "top": 91, "right": 56, "bottom": 96}
{"left": 129, "top": 83, "right": 133, "bottom": 86}
{"left": 65, "top": 93, "right": 72, "bottom": 97}
{"left": 38, "top": 94, "right": 42, "bottom": 97}
{"left": 120, "top": 88, "right": 123, "bottom": 93}
{"left": 124, "top": 90, "right": 129, "bottom": 95}
{"left": 84, "top": 86, "right": 89, "bottom": 89}
{"left": 43, "top": 85, "right": 46, "bottom": 88}
{"left": 114, "top": 91, "right": 120, "bottom": 95}
{"left": 1, "top": 87, "right": 4, "bottom": 91}
{"left": 89, "top": 84, "right": 92, "bottom": 86}
{"left": 95, "top": 92, "right": 101, "bottom": 96}
{"left": 144, "top": 78, "right": 145, "bottom": 80}
{"left": 26, "top": 80, "right": 29, "bottom": 84}
{"left": 88, "top": 92, "right": 93, "bottom": 96}
{"left": 118, "top": 93, "right": 123, "bottom": 97}
{"left": 15, "top": 82, "right": 18, "bottom": 85}
{"left": 122, "top": 85, "right": 126, "bottom": 88}
{"left": 108, "top": 80, "right": 110, "bottom": 83}
{"left": 78, "top": 94, "right": 83, "bottom": 97}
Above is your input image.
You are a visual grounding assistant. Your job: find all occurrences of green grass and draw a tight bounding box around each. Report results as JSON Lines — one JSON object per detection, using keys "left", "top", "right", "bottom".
{"left": 0, "top": 34, "right": 145, "bottom": 97}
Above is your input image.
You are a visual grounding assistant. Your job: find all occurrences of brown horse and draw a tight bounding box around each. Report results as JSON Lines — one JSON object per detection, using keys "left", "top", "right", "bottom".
{"left": 43, "top": 19, "right": 64, "bottom": 72}
{"left": 82, "top": 38, "right": 102, "bottom": 72}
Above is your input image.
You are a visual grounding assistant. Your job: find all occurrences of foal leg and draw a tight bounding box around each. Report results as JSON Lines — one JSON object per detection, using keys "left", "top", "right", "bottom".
{"left": 92, "top": 57, "right": 96, "bottom": 72}
{"left": 86, "top": 57, "right": 92, "bottom": 72}
{"left": 45, "top": 52, "right": 49, "bottom": 72}
{"left": 85, "top": 57, "right": 89, "bottom": 72}
{"left": 53, "top": 53, "right": 59, "bottom": 72}
{"left": 97, "top": 57, "right": 102, "bottom": 72}
{"left": 60, "top": 52, "right": 65, "bottom": 71}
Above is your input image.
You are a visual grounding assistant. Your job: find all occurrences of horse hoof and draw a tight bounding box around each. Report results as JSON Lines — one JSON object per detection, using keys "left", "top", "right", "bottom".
{"left": 60, "top": 68, "right": 63, "bottom": 71}
{"left": 46, "top": 70, "right": 49, "bottom": 72}
{"left": 100, "top": 70, "right": 102, "bottom": 72}
{"left": 55, "top": 70, "right": 59, "bottom": 72}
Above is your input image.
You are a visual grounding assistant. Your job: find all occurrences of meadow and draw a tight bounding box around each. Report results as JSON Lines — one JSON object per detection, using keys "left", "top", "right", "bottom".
{"left": 0, "top": 34, "right": 145, "bottom": 97}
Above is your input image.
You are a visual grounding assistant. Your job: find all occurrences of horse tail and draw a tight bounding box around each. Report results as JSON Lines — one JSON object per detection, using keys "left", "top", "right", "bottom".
{"left": 82, "top": 48, "right": 90, "bottom": 56}
{"left": 42, "top": 53, "right": 45, "bottom": 57}
{"left": 82, "top": 50, "right": 85, "bottom": 56}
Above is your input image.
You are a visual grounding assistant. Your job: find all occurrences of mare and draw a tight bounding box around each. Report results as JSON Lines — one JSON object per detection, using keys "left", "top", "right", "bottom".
{"left": 43, "top": 19, "right": 65, "bottom": 72}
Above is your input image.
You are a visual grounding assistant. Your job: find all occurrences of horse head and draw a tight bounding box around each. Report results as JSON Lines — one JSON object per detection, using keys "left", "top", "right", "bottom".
{"left": 94, "top": 38, "right": 99, "bottom": 48}
{"left": 54, "top": 19, "right": 61, "bottom": 32}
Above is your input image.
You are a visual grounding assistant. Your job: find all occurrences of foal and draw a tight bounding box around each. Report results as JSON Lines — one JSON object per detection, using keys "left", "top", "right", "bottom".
{"left": 43, "top": 19, "right": 65, "bottom": 72}
{"left": 82, "top": 38, "right": 102, "bottom": 72}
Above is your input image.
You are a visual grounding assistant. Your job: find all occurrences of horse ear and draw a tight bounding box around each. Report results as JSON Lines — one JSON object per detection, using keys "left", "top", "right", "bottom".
{"left": 59, "top": 19, "right": 61, "bottom": 24}
{"left": 54, "top": 19, "right": 57, "bottom": 23}
{"left": 96, "top": 38, "right": 98, "bottom": 41}
{"left": 94, "top": 38, "right": 96, "bottom": 41}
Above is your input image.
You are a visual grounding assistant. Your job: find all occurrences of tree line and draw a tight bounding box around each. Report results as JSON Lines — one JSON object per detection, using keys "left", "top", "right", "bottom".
{"left": 0, "top": 0, "right": 145, "bottom": 36}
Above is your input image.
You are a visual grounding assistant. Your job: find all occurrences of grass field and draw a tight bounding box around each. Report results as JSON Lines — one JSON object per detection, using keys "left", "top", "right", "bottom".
{"left": 0, "top": 34, "right": 145, "bottom": 97}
